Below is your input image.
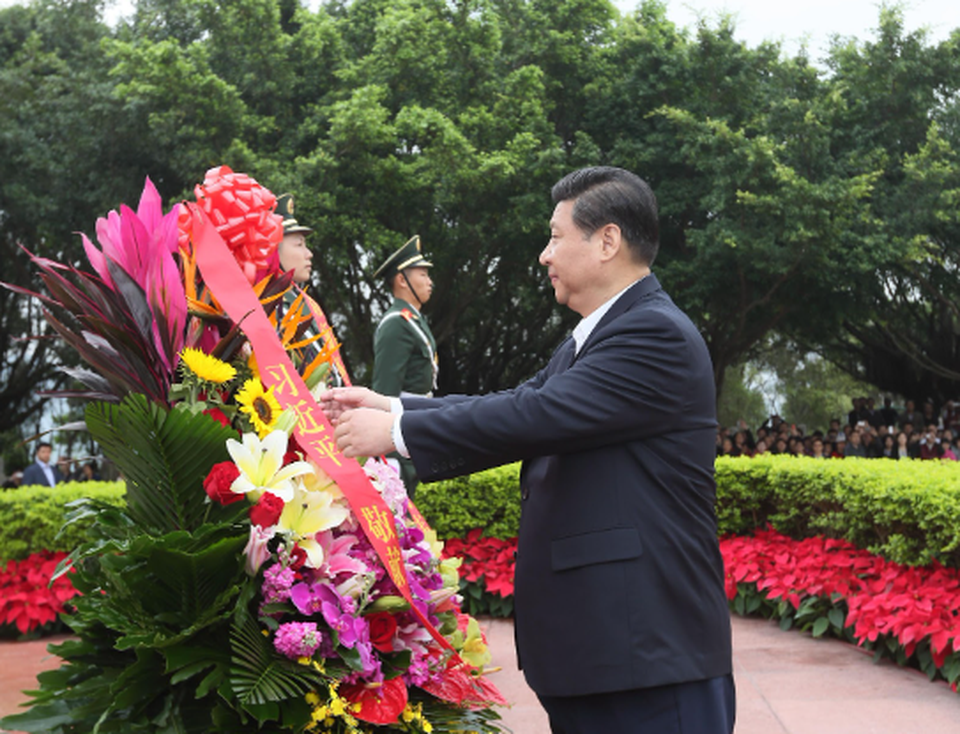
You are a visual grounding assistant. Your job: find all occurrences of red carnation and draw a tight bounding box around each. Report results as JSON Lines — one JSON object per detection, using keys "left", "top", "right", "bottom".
{"left": 366, "top": 612, "right": 398, "bottom": 652}
{"left": 203, "top": 462, "right": 242, "bottom": 505}
{"left": 250, "top": 492, "right": 284, "bottom": 528}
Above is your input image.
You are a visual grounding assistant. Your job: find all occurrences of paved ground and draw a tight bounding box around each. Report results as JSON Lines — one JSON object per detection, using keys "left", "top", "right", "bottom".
{"left": 2, "top": 616, "right": 960, "bottom": 733}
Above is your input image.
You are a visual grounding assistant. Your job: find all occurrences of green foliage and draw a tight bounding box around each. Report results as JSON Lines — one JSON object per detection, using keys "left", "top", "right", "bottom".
{"left": 716, "top": 362, "right": 768, "bottom": 429}
{"left": 0, "top": 481, "right": 125, "bottom": 562}
{"left": 416, "top": 463, "right": 521, "bottom": 539}
{"left": 458, "top": 578, "right": 514, "bottom": 619}
{"left": 4, "top": 0, "right": 960, "bottom": 428}
{"left": 85, "top": 395, "right": 241, "bottom": 534}
{"left": 755, "top": 342, "right": 881, "bottom": 433}
{"left": 418, "top": 456, "right": 960, "bottom": 571}
{"left": 715, "top": 455, "right": 960, "bottom": 567}
{"left": 0, "top": 393, "right": 294, "bottom": 733}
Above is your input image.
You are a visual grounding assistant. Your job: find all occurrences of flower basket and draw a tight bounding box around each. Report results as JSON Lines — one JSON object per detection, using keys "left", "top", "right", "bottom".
{"left": 0, "top": 169, "right": 506, "bottom": 733}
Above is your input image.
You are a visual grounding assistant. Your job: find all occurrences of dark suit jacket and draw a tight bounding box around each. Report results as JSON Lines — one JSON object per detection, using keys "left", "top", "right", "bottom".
{"left": 401, "top": 275, "right": 732, "bottom": 697}
{"left": 21, "top": 462, "right": 62, "bottom": 487}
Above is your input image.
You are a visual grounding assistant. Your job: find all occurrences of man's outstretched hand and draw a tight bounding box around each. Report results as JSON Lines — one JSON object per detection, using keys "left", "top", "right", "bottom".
{"left": 332, "top": 407, "right": 396, "bottom": 458}
{"left": 319, "top": 387, "right": 391, "bottom": 424}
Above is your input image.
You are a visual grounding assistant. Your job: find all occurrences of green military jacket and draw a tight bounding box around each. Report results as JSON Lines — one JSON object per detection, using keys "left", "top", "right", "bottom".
{"left": 372, "top": 298, "right": 438, "bottom": 397}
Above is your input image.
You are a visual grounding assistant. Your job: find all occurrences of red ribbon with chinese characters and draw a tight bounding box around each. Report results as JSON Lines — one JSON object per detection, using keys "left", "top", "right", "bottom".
{"left": 188, "top": 204, "right": 450, "bottom": 650}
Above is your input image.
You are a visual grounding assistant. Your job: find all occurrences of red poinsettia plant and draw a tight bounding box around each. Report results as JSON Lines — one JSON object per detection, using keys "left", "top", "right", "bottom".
{"left": 442, "top": 530, "right": 517, "bottom": 617}
{"left": 0, "top": 551, "right": 78, "bottom": 636}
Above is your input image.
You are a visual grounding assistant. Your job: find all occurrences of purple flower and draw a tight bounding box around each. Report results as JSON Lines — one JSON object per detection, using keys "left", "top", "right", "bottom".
{"left": 290, "top": 580, "right": 326, "bottom": 616}
{"left": 290, "top": 581, "right": 363, "bottom": 648}
{"left": 262, "top": 563, "right": 296, "bottom": 605}
{"left": 274, "top": 622, "right": 323, "bottom": 660}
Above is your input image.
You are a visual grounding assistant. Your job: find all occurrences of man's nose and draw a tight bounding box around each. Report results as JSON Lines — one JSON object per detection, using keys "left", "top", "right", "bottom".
{"left": 539, "top": 243, "right": 551, "bottom": 265}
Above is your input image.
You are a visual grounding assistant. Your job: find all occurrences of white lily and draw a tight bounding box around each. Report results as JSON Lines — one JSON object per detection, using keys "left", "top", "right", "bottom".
{"left": 227, "top": 430, "right": 313, "bottom": 503}
{"left": 277, "top": 480, "right": 351, "bottom": 568}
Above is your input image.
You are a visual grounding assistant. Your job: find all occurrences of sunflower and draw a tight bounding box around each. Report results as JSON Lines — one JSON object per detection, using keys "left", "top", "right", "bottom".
{"left": 236, "top": 378, "right": 283, "bottom": 437}
{"left": 179, "top": 347, "right": 237, "bottom": 385}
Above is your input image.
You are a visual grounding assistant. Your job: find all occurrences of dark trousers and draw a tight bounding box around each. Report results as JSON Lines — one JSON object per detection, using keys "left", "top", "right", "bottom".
{"left": 537, "top": 674, "right": 735, "bottom": 734}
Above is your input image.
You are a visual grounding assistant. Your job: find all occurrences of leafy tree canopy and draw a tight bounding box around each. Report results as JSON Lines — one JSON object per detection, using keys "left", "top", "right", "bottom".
{"left": 2, "top": 0, "right": 960, "bottom": 438}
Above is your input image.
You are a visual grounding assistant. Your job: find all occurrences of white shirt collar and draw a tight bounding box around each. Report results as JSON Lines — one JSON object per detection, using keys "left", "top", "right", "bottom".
{"left": 572, "top": 278, "right": 645, "bottom": 354}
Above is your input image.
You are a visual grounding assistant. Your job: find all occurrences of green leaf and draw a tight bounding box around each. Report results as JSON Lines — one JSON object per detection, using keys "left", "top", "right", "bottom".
{"left": 229, "top": 617, "right": 323, "bottom": 707}
{"left": 811, "top": 616, "right": 830, "bottom": 638}
{"left": 827, "top": 608, "right": 846, "bottom": 630}
{"left": 85, "top": 395, "right": 236, "bottom": 534}
{"left": 0, "top": 701, "right": 74, "bottom": 732}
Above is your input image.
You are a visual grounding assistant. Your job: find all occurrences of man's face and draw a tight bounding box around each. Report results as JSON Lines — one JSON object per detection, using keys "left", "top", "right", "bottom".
{"left": 36, "top": 445, "right": 51, "bottom": 464}
{"left": 540, "top": 199, "right": 601, "bottom": 317}
{"left": 279, "top": 233, "right": 313, "bottom": 285}
{"left": 400, "top": 267, "right": 433, "bottom": 306}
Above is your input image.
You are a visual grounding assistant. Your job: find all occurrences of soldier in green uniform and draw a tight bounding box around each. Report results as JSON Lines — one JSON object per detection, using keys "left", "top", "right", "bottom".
{"left": 372, "top": 235, "right": 438, "bottom": 496}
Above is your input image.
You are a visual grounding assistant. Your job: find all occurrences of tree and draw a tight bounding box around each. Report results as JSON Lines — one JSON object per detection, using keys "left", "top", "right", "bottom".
{"left": 810, "top": 9, "right": 960, "bottom": 405}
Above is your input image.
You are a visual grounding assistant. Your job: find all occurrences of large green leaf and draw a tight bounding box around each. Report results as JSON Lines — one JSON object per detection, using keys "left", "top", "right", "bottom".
{"left": 83, "top": 528, "right": 247, "bottom": 647}
{"left": 229, "top": 617, "right": 324, "bottom": 708}
{"left": 85, "top": 395, "right": 238, "bottom": 533}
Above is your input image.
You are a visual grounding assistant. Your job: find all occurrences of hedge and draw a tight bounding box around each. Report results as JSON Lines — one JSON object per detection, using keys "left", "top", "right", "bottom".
{"left": 0, "top": 482, "right": 126, "bottom": 562}
{"left": 714, "top": 455, "right": 960, "bottom": 567}
{"left": 414, "top": 464, "right": 521, "bottom": 540}
{"left": 417, "top": 456, "right": 960, "bottom": 569}
{"left": 6, "top": 457, "right": 960, "bottom": 569}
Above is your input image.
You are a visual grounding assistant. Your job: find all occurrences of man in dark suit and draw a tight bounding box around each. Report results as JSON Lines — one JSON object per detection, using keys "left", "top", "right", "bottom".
{"left": 323, "top": 167, "right": 734, "bottom": 733}
{"left": 21, "top": 442, "right": 63, "bottom": 487}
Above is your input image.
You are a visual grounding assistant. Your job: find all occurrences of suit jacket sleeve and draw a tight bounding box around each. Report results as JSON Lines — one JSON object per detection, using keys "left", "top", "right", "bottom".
{"left": 403, "top": 296, "right": 716, "bottom": 481}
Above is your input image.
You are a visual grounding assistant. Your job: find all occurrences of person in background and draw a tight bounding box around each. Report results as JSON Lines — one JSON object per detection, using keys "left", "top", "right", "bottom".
{"left": 941, "top": 438, "right": 957, "bottom": 461}
{"left": 21, "top": 442, "right": 63, "bottom": 487}
{"left": 844, "top": 431, "right": 868, "bottom": 458}
{"left": 78, "top": 461, "right": 102, "bottom": 481}
{"left": 942, "top": 400, "right": 960, "bottom": 434}
{"left": 862, "top": 429, "right": 883, "bottom": 458}
{"left": 899, "top": 400, "right": 924, "bottom": 430}
{"left": 371, "top": 235, "right": 439, "bottom": 496}
{"left": 893, "top": 431, "right": 911, "bottom": 459}
{"left": 880, "top": 434, "right": 896, "bottom": 458}
{"left": 919, "top": 425, "right": 942, "bottom": 460}
{"left": 2, "top": 471, "right": 23, "bottom": 489}
{"left": 810, "top": 437, "right": 827, "bottom": 458}
{"left": 57, "top": 456, "right": 76, "bottom": 482}
{"left": 879, "top": 397, "right": 899, "bottom": 428}
{"left": 274, "top": 193, "right": 351, "bottom": 387}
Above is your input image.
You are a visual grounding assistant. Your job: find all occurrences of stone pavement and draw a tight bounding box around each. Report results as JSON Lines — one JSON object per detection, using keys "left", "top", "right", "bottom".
{"left": 2, "top": 616, "right": 960, "bottom": 733}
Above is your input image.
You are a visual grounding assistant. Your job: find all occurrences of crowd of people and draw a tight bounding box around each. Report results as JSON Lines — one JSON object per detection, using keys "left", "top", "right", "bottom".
{"left": 718, "top": 396, "right": 960, "bottom": 461}
{"left": 2, "top": 442, "right": 102, "bottom": 489}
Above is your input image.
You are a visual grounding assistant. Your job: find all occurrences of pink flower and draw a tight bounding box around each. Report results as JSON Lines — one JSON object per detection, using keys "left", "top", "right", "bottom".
{"left": 244, "top": 525, "right": 276, "bottom": 576}
{"left": 274, "top": 621, "right": 323, "bottom": 660}
{"left": 81, "top": 177, "right": 186, "bottom": 372}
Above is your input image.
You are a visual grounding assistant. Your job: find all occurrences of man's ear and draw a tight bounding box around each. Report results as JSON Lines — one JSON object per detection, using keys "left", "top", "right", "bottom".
{"left": 598, "top": 223, "right": 622, "bottom": 262}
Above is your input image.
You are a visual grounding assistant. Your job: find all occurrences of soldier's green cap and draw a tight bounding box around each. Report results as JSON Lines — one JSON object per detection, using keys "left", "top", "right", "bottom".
{"left": 374, "top": 235, "right": 433, "bottom": 280}
{"left": 276, "top": 193, "right": 313, "bottom": 235}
